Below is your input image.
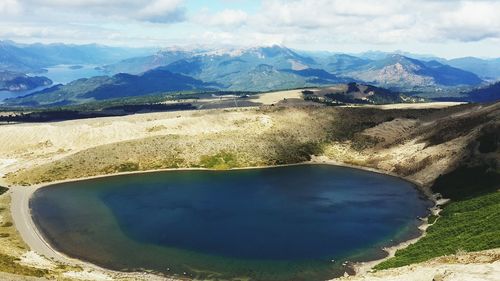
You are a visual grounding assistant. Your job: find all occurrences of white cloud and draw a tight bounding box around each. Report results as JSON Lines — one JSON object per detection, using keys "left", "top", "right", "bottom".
{"left": 0, "top": 0, "right": 22, "bottom": 15}
{"left": 19, "top": 0, "right": 186, "bottom": 23}
{"left": 210, "top": 9, "right": 248, "bottom": 27}
{"left": 436, "top": 1, "right": 500, "bottom": 41}
{"left": 196, "top": 9, "right": 248, "bottom": 28}
{"left": 138, "top": 0, "right": 185, "bottom": 23}
{"left": 248, "top": 0, "right": 500, "bottom": 44}
{"left": 1, "top": 0, "right": 500, "bottom": 57}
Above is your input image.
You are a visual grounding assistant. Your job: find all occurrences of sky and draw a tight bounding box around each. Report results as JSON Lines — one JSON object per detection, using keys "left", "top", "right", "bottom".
{"left": 1, "top": 0, "right": 500, "bottom": 58}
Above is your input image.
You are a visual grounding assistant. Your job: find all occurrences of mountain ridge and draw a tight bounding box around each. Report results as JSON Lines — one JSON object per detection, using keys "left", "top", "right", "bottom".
{"left": 4, "top": 69, "right": 213, "bottom": 106}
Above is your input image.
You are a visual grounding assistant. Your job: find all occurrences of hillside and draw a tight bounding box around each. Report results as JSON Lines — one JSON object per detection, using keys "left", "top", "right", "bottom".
{"left": 105, "top": 45, "right": 317, "bottom": 75}
{"left": 346, "top": 55, "right": 483, "bottom": 89}
{"left": 303, "top": 83, "right": 410, "bottom": 105}
{"left": 0, "top": 101, "right": 498, "bottom": 281}
{"left": 1, "top": 40, "right": 499, "bottom": 108}
{"left": 102, "top": 47, "right": 486, "bottom": 93}
{"left": 313, "top": 54, "right": 372, "bottom": 74}
{"left": 0, "top": 71, "right": 52, "bottom": 92}
{"left": 105, "top": 46, "right": 334, "bottom": 91}
{"left": 446, "top": 57, "right": 500, "bottom": 80}
{"left": 4, "top": 69, "right": 214, "bottom": 106}
{"left": 462, "top": 82, "right": 500, "bottom": 103}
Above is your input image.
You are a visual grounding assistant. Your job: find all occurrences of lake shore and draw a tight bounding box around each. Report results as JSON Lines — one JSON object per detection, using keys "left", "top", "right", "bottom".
{"left": 9, "top": 160, "right": 436, "bottom": 280}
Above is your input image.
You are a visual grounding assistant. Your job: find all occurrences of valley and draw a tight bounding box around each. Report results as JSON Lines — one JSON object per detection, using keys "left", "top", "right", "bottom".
{"left": 2, "top": 41, "right": 500, "bottom": 109}
{"left": 0, "top": 37, "right": 498, "bottom": 281}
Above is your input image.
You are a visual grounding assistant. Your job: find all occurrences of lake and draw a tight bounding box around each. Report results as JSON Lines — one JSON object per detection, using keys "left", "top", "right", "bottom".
{"left": 37, "top": 64, "right": 106, "bottom": 85}
{"left": 0, "top": 65, "right": 106, "bottom": 103}
{"left": 30, "top": 164, "right": 431, "bottom": 281}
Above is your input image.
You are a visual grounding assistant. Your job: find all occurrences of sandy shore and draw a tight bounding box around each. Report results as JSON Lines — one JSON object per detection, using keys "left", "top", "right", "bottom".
{"left": 9, "top": 185, "right": 174, "bottom": 281}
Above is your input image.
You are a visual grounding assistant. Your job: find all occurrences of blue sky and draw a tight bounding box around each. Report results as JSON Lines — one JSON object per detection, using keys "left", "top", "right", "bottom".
{"left": 1, "top": 0, "right": 500, "bottom": 58}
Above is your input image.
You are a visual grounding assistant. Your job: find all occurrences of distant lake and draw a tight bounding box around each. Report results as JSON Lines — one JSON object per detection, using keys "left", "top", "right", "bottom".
{"left": 0, "top": 64, "right": 106, "bottom": 103}
{"left": 37, "top": 64, "right": 106, "bottom": 85}
{"left": 31, "top": 165, "right": 431, "bottom": 281}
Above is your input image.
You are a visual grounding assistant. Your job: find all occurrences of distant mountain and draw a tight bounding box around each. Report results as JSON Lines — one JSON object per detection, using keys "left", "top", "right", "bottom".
{"left": 0, "top": 40, "right": 155, "bottom": 73}
{"left": 0, "top": 71, "right": 52, "bottom": 91}
{"left": 104, "top": 45, "right": 349, "bottom": 91}
{"left": 346, "top": 54, "right": 483, "bottom": 89}
{"left": 445, "top": 57, "right": 500, "bottom": 80}
{"left": 280, "top": 68, "right": 347, "bottom": 84}
{"left": 106, "top": 45, "right": 318, "bottom": 74}
{"left": 3, "top": 40, "right": 495, "bottom": 102}
{"left": 354, "top": 50, "right": 445, "bottom": 62}
{"left": 461, "top": 82, "right": 500, "bottom": 103}
{"left": 104, "top": 47, "right": 486, "bottom": 91}
{"left": 4, "top": 69, "right": 214, "bottom": 106}
{"left": 313, "top": 54, "right": 372, "bottom": 74}
{"left": 101, "top": 49, "right": 197, "bottom": 74}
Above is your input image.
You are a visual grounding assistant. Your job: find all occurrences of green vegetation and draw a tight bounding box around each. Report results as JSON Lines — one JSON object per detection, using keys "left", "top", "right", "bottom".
{"left": 200, "top": 152, "right": 239, "bottom": 170}
{"left": 0, "top": 252, "right": 48, "bottom": 277}
{"left": 116, "top": 162, "right": 140, "bottom": 172}
{"left": 432, "top": 165, "right": 500, "bottom": 200}
{"left": 376, "top": 191, "right": 500, "bottom": 270}
{"left": 0, "top": 187, "right": 7, "bottom": 196}
{"left": 427, "top": 215, "right": 438, "bottom": 224}
{"left": 0, "top": 222, "right": 13, "bottom": 228}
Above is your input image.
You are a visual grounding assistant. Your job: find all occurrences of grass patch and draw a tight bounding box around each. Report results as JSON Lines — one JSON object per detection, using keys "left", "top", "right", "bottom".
{"left": 375, "top": 191, "right": 500, "bottom": 270}
{"left": 427, "top": 214, "right": 438, "bottom": 224}
{"left": 116, "top": 162, "right": 139, "bottom": 172}
{"left": 0, "top": 252, "right": 47, "bottom": 277}
{"left": 0, "top": 222, "right": 13, "bottom": 227}
{"left": 200, "top": 152, "right": 238, "bottom": 170}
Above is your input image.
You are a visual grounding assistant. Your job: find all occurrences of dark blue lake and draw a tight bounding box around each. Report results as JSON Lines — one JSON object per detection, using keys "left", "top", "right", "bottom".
{"left": 31, "top": 165, "right": 431, "bottom": 280}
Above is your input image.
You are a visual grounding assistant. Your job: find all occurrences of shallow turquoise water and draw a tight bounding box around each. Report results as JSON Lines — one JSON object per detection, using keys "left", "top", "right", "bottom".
{"left": 31, "top": 165, "right": 431, "bottom": 280}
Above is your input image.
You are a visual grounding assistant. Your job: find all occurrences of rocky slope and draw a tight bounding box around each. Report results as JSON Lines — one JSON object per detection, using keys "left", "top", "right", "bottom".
{"left": 347, "top": 55, "right": 483, "bottom": 89}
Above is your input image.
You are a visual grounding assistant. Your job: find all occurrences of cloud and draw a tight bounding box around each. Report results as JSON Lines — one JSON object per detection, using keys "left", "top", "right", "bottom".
{"left": 137, "top": 0, "right": 186, "bottom": 23}
{"left": 436, "top": 1, "right": 500, "bottom": 42}
{"left": 1, "top": 0, "right": 500, "bottom": 58}
{"left": 247, "top": 0, "right": 500, "bottom": 44}
{"left": 196, "top": 9, "right": 248, "bottom": 28}
{"left": 18, "top": 0, "right": 187, "bottom": 23}
{"left": 0, "top": 0, "right": 22, "bottom": 15}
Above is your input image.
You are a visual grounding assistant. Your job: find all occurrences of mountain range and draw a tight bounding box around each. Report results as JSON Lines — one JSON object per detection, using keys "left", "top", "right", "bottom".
{"left": 445, "top": 57, "right": 500, "bottom": 81}
{"left": 344, "top": 54, "right": 484, "bottom": 89}
{"left": 4, "top": 69, "right": 213, "bottom": 107}
{"left": 0, "top": 40, "right": 153, "bottom": 73}
{"left": 102, "top": 45, "right": 486, "bottom": 91}
{"left": 1, "top": 41, "right": 499, "bottom": 106}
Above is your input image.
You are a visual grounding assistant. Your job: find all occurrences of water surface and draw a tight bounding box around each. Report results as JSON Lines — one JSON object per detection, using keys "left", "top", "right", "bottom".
{"left": 31, "top": 165, "right": 430, "bottom": 280}
{"left": 34, "top": 64, "right": 106, "bottom": 85}
{"left": 0, "top": 65, "right": 106, "bottom": 102}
